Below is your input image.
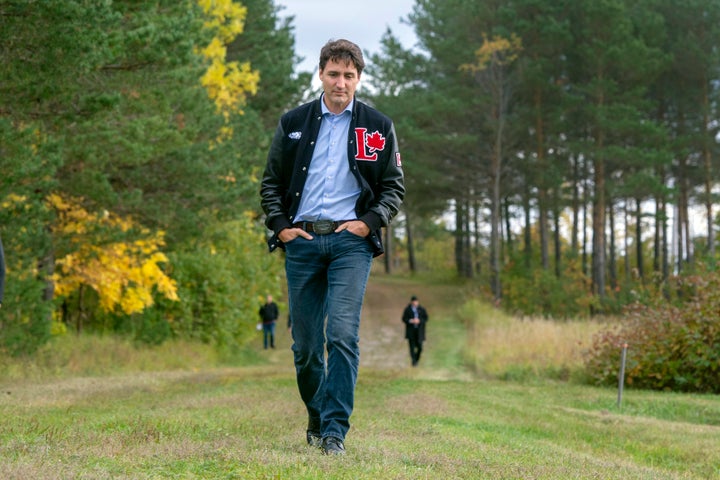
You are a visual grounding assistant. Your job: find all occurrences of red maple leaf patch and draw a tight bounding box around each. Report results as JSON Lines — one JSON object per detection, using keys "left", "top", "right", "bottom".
{"left": 365, "top": 131, "right": 386, "bottom": 152}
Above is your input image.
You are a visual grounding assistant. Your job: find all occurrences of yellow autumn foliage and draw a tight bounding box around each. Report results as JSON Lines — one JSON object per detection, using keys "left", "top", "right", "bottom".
{"left": 461, "top": 33, "right": 523, "bottom": 73}
{"left": 197, "top": 0, "right": 246, "bottom": 42}
{"left": 197, "top": 0, "right": 259, "bottom": 129}
{"left": 49, "top": 194, "right": 179, "bottom": 316}
{"left": 1, "top": 193, "right": 28, "bottom": 209}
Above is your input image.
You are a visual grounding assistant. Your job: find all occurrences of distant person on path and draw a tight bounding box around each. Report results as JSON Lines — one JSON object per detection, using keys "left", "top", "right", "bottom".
{"left": 0, "top": 235, "right": 5, "bottom": 308}
{"left": 402, "top": 295, "right": 429, "bottom": 366}
{"left": 260, "top": 38, "right": 404, "bottom": 455}
{"left": 258, "top": 294, "right": 279, "bottom": 349}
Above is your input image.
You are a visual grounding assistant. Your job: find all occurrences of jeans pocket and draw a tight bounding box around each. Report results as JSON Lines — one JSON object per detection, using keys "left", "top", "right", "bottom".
{"left": 285, "top": 234, "right": 314, "bottom": 246}
{"left": 340, "top": 229, "right": 367, "bottom": 239}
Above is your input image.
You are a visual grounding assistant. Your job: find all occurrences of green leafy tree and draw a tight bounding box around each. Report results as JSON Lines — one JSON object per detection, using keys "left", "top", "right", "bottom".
{"left": 0, "top": 122, "right": 60, "bottom": 354}
{"left": 49, "top": 193, "right": 178, "bottom": 324}
{"left": 462, "top": 34, "right": 522, "bottom": 299}
{"left": 164, "top": 214, "right": 281, "bottom": 352}
{"left": 366, "top": 29, "right": 450, "bottom": 273}
{"left": 376, "top": 0, "right": 718, "bottom": 319}
{"left": 498, "top": 0, "right": 573, "bottom": 275}
{"left": 227, "top": 0, "right": 312, "bottom": 129}
{"left": 404, "top": 0, "right": 498, "bottom": 278}
{"left": 1, "top": 0, "right": 294, "bottom": 352}
{"left": 566, "top": 0, "right": 642, "bottom": 298}
{"left": 651, "top": 0, "right": 720, "bottom": 269}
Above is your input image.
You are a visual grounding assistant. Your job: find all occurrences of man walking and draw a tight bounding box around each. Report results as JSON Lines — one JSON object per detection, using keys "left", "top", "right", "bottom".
{"left": 402, "top": 295, "right": 429, "bottom": 366}
{"left": 260, "top": 39, "right": 404, "bottom": 455}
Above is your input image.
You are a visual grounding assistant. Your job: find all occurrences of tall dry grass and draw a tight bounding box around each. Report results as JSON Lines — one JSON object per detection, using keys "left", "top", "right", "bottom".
{"left": 458, "top": 299, "right": 605, "bottom": 381}
{"left": 0, "top": 335, "right": 240, "bottom": 382}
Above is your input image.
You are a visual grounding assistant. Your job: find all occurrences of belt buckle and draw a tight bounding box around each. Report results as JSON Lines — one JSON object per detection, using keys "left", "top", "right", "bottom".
{"left": 313, "top": 220, "right": 335, "bottom": 235}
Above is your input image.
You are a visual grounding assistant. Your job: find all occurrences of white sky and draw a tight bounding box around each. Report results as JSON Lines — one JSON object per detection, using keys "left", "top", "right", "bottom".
{"left": 275, "top": 0, "right": 418, "bottom": 76}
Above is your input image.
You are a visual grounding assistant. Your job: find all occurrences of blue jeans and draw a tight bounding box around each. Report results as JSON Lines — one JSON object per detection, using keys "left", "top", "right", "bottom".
{"left": 262, "top": 321, "right": 276, "bottom": 349}
{"left": 285, "top": 230, "right": 373, "bottom": 441}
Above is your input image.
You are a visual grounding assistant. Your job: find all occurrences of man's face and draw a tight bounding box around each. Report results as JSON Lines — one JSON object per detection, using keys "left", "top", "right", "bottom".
{"left": 319, "top": 58, "right": 360, "bottom": 114}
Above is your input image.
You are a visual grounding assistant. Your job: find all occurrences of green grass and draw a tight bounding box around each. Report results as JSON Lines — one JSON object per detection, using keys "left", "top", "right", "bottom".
{"left": 0, "top": 274, "right": 718, "bottom": 479}
{"left": 0, "top": 368, "right": 718, "bottom": 479}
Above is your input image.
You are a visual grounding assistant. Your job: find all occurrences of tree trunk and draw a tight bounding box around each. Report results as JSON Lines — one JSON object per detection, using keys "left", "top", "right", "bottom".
{"left": 455, "top": 202, "right": 464, "bottom": 275}
{"left": 582, "top": 173, "right": 589, "bottom": 276}
{"left": 490, "top": 129, "right": 502, "bottom": 300}
{"left": 490, "top": 168, "right": 501, "bottom": 298}
{"left": 676, "top": 158, "right": 690, "bottom": 272}
{"left": 455, "top": 199, "right": 473, "bottom": 278}
{"left": 405, "top": 213, "right": 416, "bottom": 274}
{"left": 635, "top": 197, "right": 644, "bottom": 282}
{"left": 661, "top": 195, "right": 669, "bottom": 281}
{"left": 653, "top": 193, "right": 661, "bottom": 274}
{"left": 523, "top": 186, "right": 532, "bottom": 269}
{"left": 553, "top": 200, "right": 561, "bottom": 278}
{"left": 702, "top": 80, "right": 715, "bottom": 259}
{"left": 504, "top": 197, "right": 513, "bottom": 256}
{"left": 535, "top": 87, "right": 548, "bottom": 272}
{"left": 571, "top": 156, "right": 580, "bottom": 255}
{"left": 475, "top": 198, "right": 483, "bottom": 275}
{"left": 383, "top": 224, "right": 393, "bottom": 274}
{"left": 77, "top": 284, "right": 85, "bottom": 334}
{"left": 592, "top": 155, "right": 606, "bottom": 298}
{"left": 539, "top": 194, "right": 549, "bottom": 270}
{"left": 684, "top": 199, "right": 692, "bottom": 266}
{"left": 464, "top": 208, "right": 473, "bottom": 278}
{"left": 608, "top": 202, "right": 617, "bottom": 290}
{"left": 624, "top": 201, "right": 631, "bottom": 282}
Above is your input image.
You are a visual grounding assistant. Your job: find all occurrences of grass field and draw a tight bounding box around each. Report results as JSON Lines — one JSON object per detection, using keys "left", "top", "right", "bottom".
{"left": 0, "top": 274, "right": 718, "bottom": 479}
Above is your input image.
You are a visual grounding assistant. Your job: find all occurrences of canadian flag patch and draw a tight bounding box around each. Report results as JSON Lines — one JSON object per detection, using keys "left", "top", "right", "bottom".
{"left": 354, "top": 128, "right": 385, "bottom": 161}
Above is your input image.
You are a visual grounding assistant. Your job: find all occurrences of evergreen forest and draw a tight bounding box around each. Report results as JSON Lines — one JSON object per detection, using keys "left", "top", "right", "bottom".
{"left": 1, "top": 0, "right": 719, "bottom": 390}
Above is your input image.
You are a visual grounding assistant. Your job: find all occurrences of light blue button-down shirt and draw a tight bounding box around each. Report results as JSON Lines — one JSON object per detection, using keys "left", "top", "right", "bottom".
{"left": 296, "top": 97, "right": 360, "bottom": 222}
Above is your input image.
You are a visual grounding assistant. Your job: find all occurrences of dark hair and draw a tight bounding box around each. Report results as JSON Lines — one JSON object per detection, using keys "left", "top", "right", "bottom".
{"left": 319, "top": 39, "right": 365, "bottom": 75}
{"left": 411, "top": 296, "right": 418, "bottom": 301}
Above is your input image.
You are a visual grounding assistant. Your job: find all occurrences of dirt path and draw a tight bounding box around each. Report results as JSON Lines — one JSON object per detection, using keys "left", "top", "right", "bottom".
{"left": 271, "top": 273, "right": 467, "bottom": 373}
{"left": 358, "top": 277, "right": 410, "bottom": 369}
{"left": 359, "top": 274, "right": 466, "bottom": 371}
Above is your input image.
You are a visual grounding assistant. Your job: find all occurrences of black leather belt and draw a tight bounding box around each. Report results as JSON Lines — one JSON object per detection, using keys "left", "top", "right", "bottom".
{"left": 292, "top": 220, "right": 355, "bottom": 235}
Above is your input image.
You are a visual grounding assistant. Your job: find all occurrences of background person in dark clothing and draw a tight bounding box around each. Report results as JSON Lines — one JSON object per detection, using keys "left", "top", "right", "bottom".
{"left": 258, "top": 294, "right": 279, "bottom": 349}
{"left": 402, "top": 295, "right": 428, "bottom": 366}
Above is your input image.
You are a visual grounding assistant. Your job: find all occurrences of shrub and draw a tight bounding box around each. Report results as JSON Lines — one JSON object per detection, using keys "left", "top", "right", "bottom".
{"left": 162, "top": 217, "right": 283, "bottom": 354}
{"left": 584, "top": 273, "right": 720, "bottom": 393}
{"left": 501, "top": 256, "right": 593, "bottom": 318}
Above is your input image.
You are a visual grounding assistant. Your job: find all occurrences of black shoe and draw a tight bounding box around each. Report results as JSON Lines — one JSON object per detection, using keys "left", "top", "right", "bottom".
{"left": 306, "top": 430, "right": 322, "bottom": 447}
{"left": 321, "top": 436, "right": 345, "bottom": 456}
{"left": 307, "top": 418, "right": 321, "bottom": 447}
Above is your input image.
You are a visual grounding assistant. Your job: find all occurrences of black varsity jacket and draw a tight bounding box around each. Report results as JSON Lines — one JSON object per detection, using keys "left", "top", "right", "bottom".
{"left": 260, "top": 96, "right": 405, "bottom": 257}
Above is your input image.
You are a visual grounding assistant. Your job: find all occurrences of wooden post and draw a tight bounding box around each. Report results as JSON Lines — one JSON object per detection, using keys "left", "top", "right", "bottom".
{"left": 617, "top": 343, "right": 628, "bottom": 408}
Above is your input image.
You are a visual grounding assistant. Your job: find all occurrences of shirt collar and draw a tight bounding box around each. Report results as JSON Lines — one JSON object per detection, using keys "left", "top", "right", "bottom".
{"left": 320, "top": 94, "right": 354, "bottom": 116}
